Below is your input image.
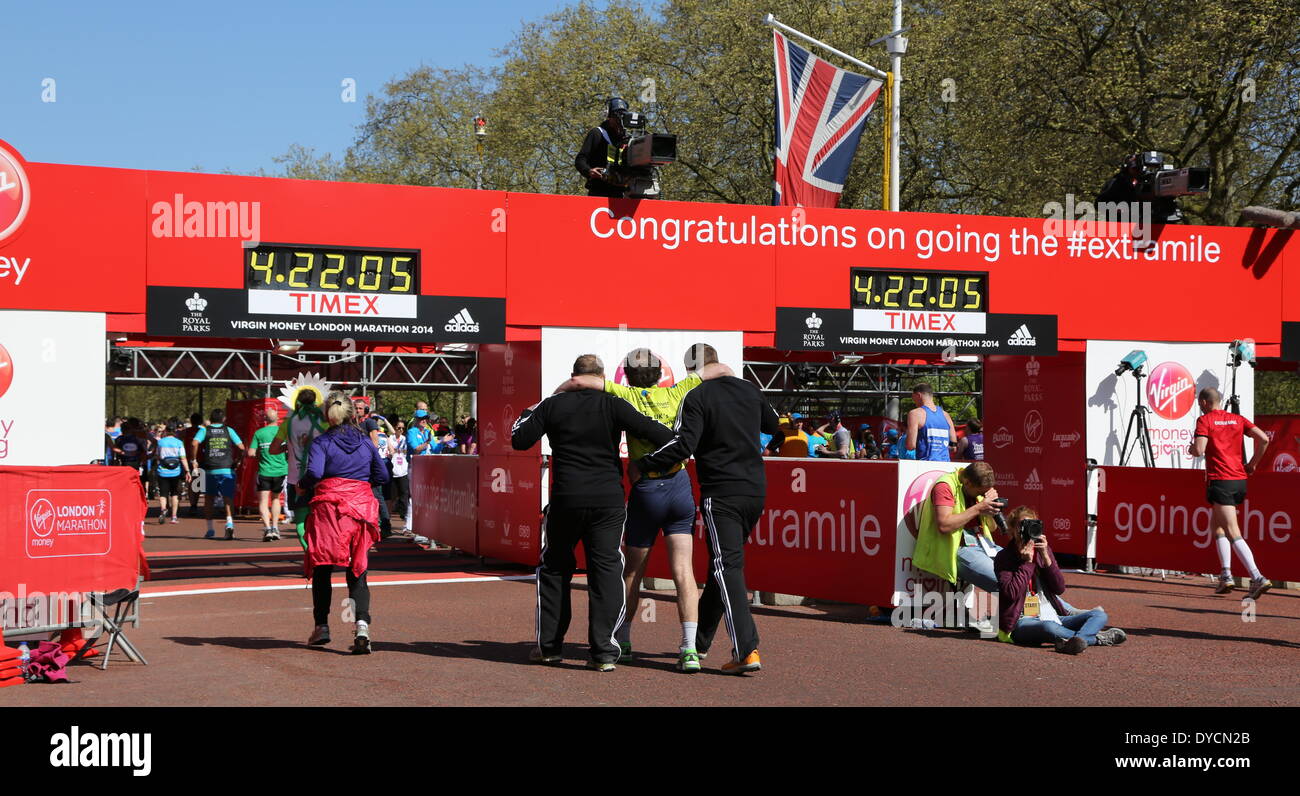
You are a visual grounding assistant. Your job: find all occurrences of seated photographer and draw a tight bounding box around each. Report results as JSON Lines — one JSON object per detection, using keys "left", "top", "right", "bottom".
{"left": 913, "top": 461, "right": 1002, "bottom": 592}
{"left": 995, "top": 506, "right": 1127, "bottom": 654}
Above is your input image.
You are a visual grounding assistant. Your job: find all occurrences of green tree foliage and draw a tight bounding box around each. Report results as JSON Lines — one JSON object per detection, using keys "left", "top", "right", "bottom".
{"left": 272, "top": 0, "right": 1297, "bottom": 223}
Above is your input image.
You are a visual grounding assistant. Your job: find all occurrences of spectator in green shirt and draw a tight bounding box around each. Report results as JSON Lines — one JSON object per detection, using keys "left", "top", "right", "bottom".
{"left": 251, "top": 407, "right": 288, "bottom": 542}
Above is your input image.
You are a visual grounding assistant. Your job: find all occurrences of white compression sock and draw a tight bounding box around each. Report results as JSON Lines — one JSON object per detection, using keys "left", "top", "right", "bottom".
{"left": 1215, "top": 536, "right": 1232, "bottom": 577}
{"left": 682, "top": 621, "right": 698, "bottom": 651}
{"left": 1231, "top": 538, "right": 1263, "bottom": 581}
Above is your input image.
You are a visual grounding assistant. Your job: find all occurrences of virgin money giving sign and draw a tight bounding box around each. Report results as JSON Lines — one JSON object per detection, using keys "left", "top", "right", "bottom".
{"left": 1085, "top": 341, "right": 1254, "bottom": 469}
{"left": 0, "top": 311, "right": 105, "bottom": 466}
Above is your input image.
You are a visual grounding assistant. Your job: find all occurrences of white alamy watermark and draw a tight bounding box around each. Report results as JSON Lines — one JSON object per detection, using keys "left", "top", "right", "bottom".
{"left": 1, "top": 586, "right": 88, "bottom": 631}
{"left": 50, "top": 726, "right": 152, "bottom": 777}
{"left": 151, "top": 194, "right": 260, "bottom": 242}
{"left": 892, "top": 585, "right": 999, "bottom": 638}
{"left": 1042, "top": 194, "right": 1154, "bottom": 245}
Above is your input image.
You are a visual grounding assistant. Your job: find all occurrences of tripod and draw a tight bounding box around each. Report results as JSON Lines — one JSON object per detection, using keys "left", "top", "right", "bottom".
{"left": 1119, "top": 366, "right": 1155, "bottom": 467}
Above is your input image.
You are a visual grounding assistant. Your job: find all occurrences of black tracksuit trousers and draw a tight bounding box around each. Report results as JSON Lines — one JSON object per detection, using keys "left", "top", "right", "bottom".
{"left": 536, "top": 505, "right": 626, "bottom": 664}
{"left": 697, "top": 495, "right": 764, "bottom": 662}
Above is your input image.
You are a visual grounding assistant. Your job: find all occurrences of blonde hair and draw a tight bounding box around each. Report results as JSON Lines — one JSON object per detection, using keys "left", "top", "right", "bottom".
{"left": 324, "top": 391, "right": 357, "bottom": 427}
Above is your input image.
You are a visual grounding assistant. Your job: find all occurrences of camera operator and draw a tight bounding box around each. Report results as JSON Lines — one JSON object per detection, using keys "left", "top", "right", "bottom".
{"left": 1096, "top": 152, "right": 1179, "bottom": 224}
{"left": 995, "top": 506, "right": 1126, "bottom": 654}
{"left": 913, "top": 461, "right": 1003, "bottom": 592}
{"left": 575, "top": 98, "right": 629, "bottom": 198}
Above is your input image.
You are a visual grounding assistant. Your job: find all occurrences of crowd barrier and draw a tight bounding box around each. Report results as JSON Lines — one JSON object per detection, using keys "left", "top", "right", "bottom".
{"left": 0, "top": 465, "right": 147, "bottom": 638}
{"left": 1096, "top": 466, "right": 1300, "bottom": 582}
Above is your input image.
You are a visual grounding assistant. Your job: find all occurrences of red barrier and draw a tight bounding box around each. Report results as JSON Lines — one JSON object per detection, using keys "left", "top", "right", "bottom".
{"left": 225, "top": 397, "right": 281, "bottom": 513}
{"left": 1096, "top": 466, "right": 1300, "bottom": 581}
{"left": 477, "top": 454, "right": 542, "bottom": 565}
{"left": 0, "top": 466, "right": 146, "bottom": 598}
{"left": 409, "top": 455, "right": 478, "bottom": 555}
{"left": 1255, "top": 415, "right": 1300, "bottom": 473}
{"left": 637, "top": 459, "right": 899, "bottom": 606}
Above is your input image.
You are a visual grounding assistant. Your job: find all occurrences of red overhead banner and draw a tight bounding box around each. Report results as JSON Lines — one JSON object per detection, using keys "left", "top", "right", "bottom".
{"left": 0, "top": 465, "right": 146, "bottom": 597}
{"left": 1095, "top": 466, "right": 1300, "bottom": 582}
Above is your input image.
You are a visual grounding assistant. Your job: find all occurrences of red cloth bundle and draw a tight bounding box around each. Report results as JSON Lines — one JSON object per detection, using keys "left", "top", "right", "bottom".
{"left": 0, "top": 675, "right": 24, "bottom": 688}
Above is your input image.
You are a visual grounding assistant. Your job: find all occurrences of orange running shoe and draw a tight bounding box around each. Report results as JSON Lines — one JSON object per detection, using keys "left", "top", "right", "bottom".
{"left": 721, "top": 650, "right": 762, "bottom": 675}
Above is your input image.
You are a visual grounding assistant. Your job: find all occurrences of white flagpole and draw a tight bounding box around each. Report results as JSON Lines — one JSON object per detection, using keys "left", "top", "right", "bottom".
{"left": 762, "top": 14, "right": 888, "bottom": 79}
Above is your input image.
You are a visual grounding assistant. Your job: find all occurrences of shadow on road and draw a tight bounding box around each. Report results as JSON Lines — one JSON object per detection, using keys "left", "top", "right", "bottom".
{"left": 1125, "top": 627, "right": 1300, "bottom": 649}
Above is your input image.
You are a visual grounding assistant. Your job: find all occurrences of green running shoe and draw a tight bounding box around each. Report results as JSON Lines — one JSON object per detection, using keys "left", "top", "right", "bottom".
{"left": 618, "top": 641, "right": 632, "bottom": 662}
{"left": 677, "top": 648, "right": 701, "bottom": 673}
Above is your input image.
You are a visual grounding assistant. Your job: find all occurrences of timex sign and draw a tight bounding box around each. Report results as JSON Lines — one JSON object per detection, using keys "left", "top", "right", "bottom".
{"left": 776, "top": 307, "right": 1056, "bottom": 356}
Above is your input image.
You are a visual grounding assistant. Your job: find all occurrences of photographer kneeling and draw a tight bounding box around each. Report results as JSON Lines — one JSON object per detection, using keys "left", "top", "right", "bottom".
{"left": 995, "top": 506, "right": 1126, "bottom": 654}
{"left": 914, "top": 461, "right": 1002, "bottom": 593}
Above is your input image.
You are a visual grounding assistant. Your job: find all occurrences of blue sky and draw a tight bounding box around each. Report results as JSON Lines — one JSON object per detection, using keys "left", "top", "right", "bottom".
{"left": 1, "top": 0, "right": 600, "bottom": 174}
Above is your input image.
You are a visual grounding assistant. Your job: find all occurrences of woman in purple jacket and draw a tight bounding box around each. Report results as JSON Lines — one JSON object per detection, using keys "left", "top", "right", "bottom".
{"left": 995, "top": 506, "right": 1126, "bottom": 654}
{"left": 301, "top": 392, "right": 390, "bottom": 654}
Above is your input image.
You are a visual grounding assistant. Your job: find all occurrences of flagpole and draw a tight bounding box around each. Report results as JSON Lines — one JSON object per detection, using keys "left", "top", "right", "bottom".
{"left": 762, "top": 14, "right": 889, "bottom": 79}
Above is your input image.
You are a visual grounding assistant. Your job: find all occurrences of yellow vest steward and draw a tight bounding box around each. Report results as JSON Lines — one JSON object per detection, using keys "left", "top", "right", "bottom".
{"left": 914, "top": 469, "right": 995, "bottom": 585}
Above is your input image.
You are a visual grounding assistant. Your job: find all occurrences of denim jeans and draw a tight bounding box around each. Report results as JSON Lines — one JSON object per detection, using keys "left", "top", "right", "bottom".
{"left": 1013, "top": 607, "right": 1109, "bottom": 646}
{"left": 956, "top": 545, "right": 1001, "bottom": 592}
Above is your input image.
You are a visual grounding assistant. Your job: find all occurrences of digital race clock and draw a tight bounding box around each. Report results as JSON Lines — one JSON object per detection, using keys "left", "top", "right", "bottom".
{"left": 850, "top": 268, "right": 988, "bottom": 313}
{"left": 244, "top": 243, "right": 419, "bottom": 295}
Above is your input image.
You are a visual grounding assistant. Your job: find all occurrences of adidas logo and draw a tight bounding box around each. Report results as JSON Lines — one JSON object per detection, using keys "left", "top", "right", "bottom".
{"left": 185, "top": 292, "right": 208, "bottom": 312}
{"left": 1007, "top": 324, "right": 1036, "bottom": 346}
{"left": 1024, "top": 468, "right": 1043, "bottom": 491}
{"left": 806, "top": 312, "right": 823, "bottom": 331}
{"left": 444, "top": 308, "right": 480, "bottom": 333}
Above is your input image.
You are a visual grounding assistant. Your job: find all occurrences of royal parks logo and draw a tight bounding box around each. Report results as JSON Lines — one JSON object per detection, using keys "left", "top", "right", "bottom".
{"left": 802, "top": 311, "right": 825, "bottom": 347}
{"left": 181, "top": 292, "right": 211, "bottom": 334}
{"left": 0, "top": 141, "right": 31, "bottom": 243}
{"left": 0, "top": 341, "right": 13, "bottom": 399}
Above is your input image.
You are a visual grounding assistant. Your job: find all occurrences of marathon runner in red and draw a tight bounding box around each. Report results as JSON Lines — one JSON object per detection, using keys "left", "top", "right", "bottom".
{"left": 1189, "top": 387, "right": 1272, "bottom": 600}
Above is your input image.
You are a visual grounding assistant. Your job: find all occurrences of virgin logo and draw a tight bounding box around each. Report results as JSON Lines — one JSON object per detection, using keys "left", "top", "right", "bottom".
{"left": 1023, "top": 410, "right": 1043, "bottom": 444}
{"left": 0, "top": 142, "right": 31, "bottom": 242}
{"left": 903, "top": 470, "right": 949, "bottom": 538}
{"left": 1146, "top": 361, "right": 1195, "bottom": 420}
{"left": 30, "top": 498, "right": 54, "bottom": 537}
{"left": 0, "top": 341, "right": 12, "bottom": 399}
{"left": 1273, "top": 453, "right": 1297, "bottom": 473}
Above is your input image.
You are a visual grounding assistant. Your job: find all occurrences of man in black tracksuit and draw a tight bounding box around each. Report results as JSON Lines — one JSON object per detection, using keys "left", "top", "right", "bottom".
{"left": 512, "top": 354, "right": 674, "bottom": 670}
{"left": 637, "top": 345, "right": 782, "bottom": 674}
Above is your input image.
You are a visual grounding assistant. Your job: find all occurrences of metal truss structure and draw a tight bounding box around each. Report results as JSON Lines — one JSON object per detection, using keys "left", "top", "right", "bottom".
{"left": 743, "top": 360, "right": 983, "bottom": 418}
{"left": 108, "top": 346, "right": 478, "bottom": 393}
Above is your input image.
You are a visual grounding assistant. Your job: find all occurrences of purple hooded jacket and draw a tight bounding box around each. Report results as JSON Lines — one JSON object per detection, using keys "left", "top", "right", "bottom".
{"left": 303, "top": 424, "right": 389, "bottom": 488}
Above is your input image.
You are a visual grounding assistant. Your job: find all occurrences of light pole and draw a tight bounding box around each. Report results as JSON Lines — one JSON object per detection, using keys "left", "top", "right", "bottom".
{"left": 473, "top": 115, "right": 487, "bottom": 190}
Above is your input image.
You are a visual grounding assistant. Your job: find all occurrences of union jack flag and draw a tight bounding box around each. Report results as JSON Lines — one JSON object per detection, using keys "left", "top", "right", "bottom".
{"left": 772, "top": 30, "right": 882, "bottom": 207}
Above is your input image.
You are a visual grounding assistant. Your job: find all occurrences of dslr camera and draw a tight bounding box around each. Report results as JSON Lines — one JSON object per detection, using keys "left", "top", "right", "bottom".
{"left": 1018, "top": 518, "right": 1044, "bottom": 545}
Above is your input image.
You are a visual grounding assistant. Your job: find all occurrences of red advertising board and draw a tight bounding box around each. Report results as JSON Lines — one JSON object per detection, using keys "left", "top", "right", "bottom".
{"left": 475, "top": 342, "right": 541, "bottom": 458}
{"left": 984, "top": 353, "right": 1088, "bottom": 554}
{"left": 637, "top": 459, "right": 899, "bottom": 606}
{"left": 477, "top": 454, "right": 543, "bottom": 564}
{"left": 1254, "top": 415, "right": 1300, "bottom": 473}
{"left": 0, "top": 465, "right": 146, "bottom": 597}
{"left": 225, "top": 397, "right": 282, "bottom": 512}
{"left": 1095, "top": 466, "right": 1300, "bottom": 581}
{"left": 409, "top": 454, "right": 479, "bottom": 555}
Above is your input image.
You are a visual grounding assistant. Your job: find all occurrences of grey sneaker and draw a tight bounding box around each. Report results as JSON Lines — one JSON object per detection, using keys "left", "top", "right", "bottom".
{"left": 1214, "top": 577, "right": 1235, "bottom": 595}
{"left": 307, "top": 625, "right": 330, "bottom": 646}
{"left": 350, "top": 621, "right": 371, "bottom": 655}
{"left": 1095, "top": 627, "right": 1127, "bottom": 646}
{"left": 1247, "top": 578, "right": 1273, "bottom": 601}
{"left": 1053, "top": 636, "right": 1087, "bottom": 655}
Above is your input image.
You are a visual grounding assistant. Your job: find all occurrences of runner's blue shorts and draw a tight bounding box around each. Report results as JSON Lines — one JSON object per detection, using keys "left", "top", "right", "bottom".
{"left": 624, "top": 468, "right": 696, "bottom": 548}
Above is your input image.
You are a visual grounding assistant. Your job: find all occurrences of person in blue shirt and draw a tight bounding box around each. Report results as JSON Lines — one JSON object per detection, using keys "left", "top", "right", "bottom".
{"left": 190, "top": 408, "right": 246, "bottom": 539}
{"left": 153, "top": 423, "right": 191, "bottom": 525}
{"left": 406, "top": 411, "right": 435, "bottom": 455}
{"left": 906, "top": 383, "right": 957, "bottom": 462}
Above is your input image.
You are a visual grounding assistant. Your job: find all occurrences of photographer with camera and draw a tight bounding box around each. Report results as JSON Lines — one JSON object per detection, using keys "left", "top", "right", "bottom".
{"left": 995, "top": 506, "right": 1126, "bottom": 654}
{"left": 575, "top": 99, "right": 630, "bottom": 199}
{"left": 913, "top": 461, "right": 1003, "bottom": 593}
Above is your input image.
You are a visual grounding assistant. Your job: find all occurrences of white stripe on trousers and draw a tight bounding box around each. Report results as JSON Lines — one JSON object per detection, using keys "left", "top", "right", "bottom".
{"left": 607, "top": 507, "right": 628, "bottom": 658}
{"left": 535, "top": 507, "right": 549, "bottom": 655}
{"left": 703, "top": 497, "right": 739, "bottom": 662}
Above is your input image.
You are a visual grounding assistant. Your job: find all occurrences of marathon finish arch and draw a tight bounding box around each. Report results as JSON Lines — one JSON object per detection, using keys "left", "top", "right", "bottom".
{"left": 0, "top": 138, "right": 1293, "bottom": 349}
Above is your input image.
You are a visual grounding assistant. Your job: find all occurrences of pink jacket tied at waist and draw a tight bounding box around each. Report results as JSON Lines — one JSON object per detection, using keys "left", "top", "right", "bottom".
{"left": 305, "top": 477, "right": 379, "bottom": 578}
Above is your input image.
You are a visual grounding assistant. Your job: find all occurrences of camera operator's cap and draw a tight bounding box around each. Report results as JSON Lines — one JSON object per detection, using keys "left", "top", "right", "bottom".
{"left": 607, "top": 97, "right": 629, "bottom": 117}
